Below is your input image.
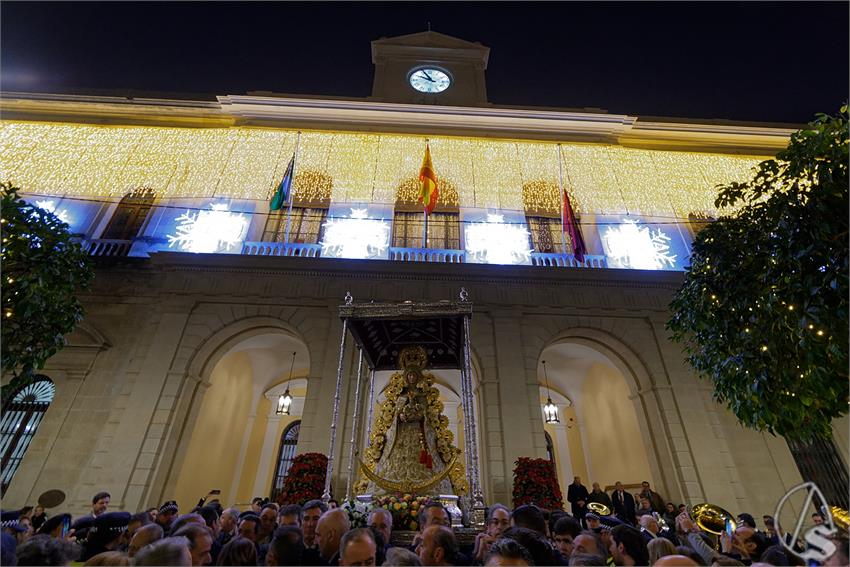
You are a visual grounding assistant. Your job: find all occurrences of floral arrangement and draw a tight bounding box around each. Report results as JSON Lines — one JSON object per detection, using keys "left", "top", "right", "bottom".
{"left": 342, "top": 498, "right": 373, "bottom": 528}
{"left": 276, "top": 453, "right": 328, "bottom": 505}
{"left": 511, "top": 457, "right": 564, "bottom": 511}
{"left": 372, "top": 493, "right": 436, "bottom": 531}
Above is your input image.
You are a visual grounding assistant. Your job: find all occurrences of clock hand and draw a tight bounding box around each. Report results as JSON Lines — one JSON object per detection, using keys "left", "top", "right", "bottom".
{"left": 422, "top": 71, "right": 435, "bottom": 82}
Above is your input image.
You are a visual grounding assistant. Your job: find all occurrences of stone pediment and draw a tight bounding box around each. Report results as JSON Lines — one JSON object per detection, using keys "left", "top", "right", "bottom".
{"left": 371, "top": 30, "right": 490, "bottom": 67}
{"left": 372, "top": 30, "right": 487, "bottom": 51}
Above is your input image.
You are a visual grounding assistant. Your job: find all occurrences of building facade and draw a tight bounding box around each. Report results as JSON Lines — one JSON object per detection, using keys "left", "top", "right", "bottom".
{"left": 2, "top": 31, "right": 845, "bottom": 519}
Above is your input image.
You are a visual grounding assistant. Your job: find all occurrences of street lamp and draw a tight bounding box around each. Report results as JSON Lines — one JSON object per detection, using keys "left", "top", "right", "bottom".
{"left": 277, "top": 351, "right": 296, "bottom": 415}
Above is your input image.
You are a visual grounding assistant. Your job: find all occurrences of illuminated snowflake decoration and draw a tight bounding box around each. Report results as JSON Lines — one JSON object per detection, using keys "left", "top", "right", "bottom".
{"left": 602, "top": 219, "right": 677, "bottom": 270}
{"left": 320, "top": 208, "right": 390, "bottom": 259}
{"left": 166, "top": 203, "right": 248, "bottom": 254}
{"left": 464, "top": 214, "right": 532, "bottom": 265}
{"left": 35, "top": 200, "right": 71, "bottom": 224}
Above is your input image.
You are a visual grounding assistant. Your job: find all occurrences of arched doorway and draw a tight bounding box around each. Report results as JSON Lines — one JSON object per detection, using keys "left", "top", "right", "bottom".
{"left": 538, "top": 341, "right": 653, "bottom": 498}
{"left": 168, "top": 332, "right": 310, "bottom": 509}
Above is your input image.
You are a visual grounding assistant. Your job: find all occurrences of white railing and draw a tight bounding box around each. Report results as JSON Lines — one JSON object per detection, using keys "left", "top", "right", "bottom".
{"left": 531, "top": 252, "right": 608, "bottom": 268}
{"left": 389, "top": 247, "right": 466, "bottom": 263}
{"left": 241, "top": 241, "right": 322, "bottom": 257}
{"left": 82, "top": 239, "right": 132, "bottom": 257}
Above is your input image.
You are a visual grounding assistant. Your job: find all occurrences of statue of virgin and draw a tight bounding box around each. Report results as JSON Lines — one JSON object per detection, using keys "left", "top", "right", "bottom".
{"left": 358, "top": 346, "right": 467, "bottom": 497}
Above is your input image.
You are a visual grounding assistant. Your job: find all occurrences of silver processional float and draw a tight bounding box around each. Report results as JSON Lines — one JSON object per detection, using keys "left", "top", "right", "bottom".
{"left": 321, "top": 288, "right": 486, "bottom": 532}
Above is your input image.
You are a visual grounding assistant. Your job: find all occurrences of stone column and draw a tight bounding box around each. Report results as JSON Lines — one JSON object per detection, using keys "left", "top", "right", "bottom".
{"left": 551, "top": 408, "right": 574, "bottom": 485}
{"left": 491, "top": 309, "right": 544, "bottom": 482}
{"left": 252, "top": 406, "right": 281, "bottom": 498}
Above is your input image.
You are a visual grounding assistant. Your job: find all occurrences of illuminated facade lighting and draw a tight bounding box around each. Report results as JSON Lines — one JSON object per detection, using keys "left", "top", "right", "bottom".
{"left": 166, "top": 202, "right": 248, "bottom": 254}
{"left": 465, "top": 213, "right": 532, "bottom": 265}
{"left": 602, "top": 219, "right": 677, "bottom": 270}
{"left": 320, "top": 208, "right": 390, "bottom": 260}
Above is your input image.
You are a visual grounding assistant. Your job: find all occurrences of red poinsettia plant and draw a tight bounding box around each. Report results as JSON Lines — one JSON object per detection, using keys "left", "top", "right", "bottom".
{"left": 511, "top": 457, "right": 563, "bottom": 511}
{"left": 276, "top": 453, "right": 328, "bottom": 505}
{"left": 372, "top": 493, "right": 436, "bottom": 531}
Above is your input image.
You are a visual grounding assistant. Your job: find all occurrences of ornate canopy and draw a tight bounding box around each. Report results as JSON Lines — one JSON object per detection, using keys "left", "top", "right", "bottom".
{"left": 339, "top": 300, "right": 473, "bottom": 371}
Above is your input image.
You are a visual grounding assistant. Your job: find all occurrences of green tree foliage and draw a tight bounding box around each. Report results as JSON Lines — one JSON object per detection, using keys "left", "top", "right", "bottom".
{"left": 1, "top": 183, "right": 94, "bottom": 402}
{"left": 668, "top": 106, "right": 848, "bottom": 441}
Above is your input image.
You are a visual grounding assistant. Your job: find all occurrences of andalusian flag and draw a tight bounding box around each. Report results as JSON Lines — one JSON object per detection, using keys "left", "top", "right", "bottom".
{"left": 270, "top": 155, "right": 295, "bottom": 211}
{"left": 418, "top": 143, "right": 439, "bottom": 215}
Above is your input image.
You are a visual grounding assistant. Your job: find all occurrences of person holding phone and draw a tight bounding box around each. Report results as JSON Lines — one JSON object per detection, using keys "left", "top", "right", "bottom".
{"left": 196, "top": 489, "right": 221, "bottom": 509}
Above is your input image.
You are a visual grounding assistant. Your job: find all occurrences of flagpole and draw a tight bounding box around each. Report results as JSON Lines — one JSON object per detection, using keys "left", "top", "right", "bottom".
{"left": 556, "top": 144, "right": 568, "bottom": 255}
{"left": 283, "top": 131, "right": 302, "bottom": 245}
{"left": 421, "top": 139, "right": 429, "bottom": 249}
{"left": 422, "top": 211, "right": 428, "bottom": 248}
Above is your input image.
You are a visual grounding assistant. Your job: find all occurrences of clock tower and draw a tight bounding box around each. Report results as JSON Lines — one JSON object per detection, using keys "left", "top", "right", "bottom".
{"left": 370, "top": 30, "right": 490, "bottom": 107}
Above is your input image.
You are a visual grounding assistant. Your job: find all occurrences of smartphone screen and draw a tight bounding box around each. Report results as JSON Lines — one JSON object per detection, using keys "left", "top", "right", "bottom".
{"left": 725, "top": 519, "right": 734, "bottom": 537}
{"left": 61, "top": 516, "right": 71, "bottom": 538}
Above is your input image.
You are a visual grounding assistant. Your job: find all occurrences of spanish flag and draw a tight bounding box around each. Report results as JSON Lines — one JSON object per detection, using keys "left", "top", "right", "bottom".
{"left": 418, "top": 143, "right": 439, "bottom": 215}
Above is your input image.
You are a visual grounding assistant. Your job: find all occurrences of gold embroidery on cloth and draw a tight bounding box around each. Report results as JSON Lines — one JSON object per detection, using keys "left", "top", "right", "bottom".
{"left": 355, "top": 346, "right": 468, "bottom": 496}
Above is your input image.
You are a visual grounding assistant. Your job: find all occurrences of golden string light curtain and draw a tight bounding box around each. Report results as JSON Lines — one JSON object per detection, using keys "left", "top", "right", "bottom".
{"left": 0, "top": 121, "right": 760, "bottom": 218}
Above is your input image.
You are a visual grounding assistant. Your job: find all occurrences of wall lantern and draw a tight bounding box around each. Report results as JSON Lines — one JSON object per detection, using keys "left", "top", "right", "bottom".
{"left": 542, "top": 360, "right": 560, "bottom": 424}
{"left": 277, "top": 351, "right": 296, "bottom": 415}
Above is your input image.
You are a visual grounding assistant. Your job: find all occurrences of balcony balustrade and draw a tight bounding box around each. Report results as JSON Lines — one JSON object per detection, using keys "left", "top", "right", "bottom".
{"left": 241, "top": 241, "right": 322, "bottom": 257}
{"left": 388, "top": 247, "right": 466, "bottom": 263}
{"left": 79, "top": 237, "right": 612, "bottom": 270}
{"left": 530, "top": 252, "right": 608, "bottom": 268}
{"left": 81, "top": 238, "right": 133, "bottom": 257}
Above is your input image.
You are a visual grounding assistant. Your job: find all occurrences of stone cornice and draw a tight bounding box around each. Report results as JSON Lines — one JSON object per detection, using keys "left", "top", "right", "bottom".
{"left": 217, "top": 95, "right": 635, "bottom": 141}
{"left": 619, "top": 119, "right": 795, "bottom": 154}
{"left": 0, "top": 91, "right": 230, "bottom": 128}
{"left": 144, "top": 252, "right": 684, "bottom": 291}
{"left": 1, "top": 91, "right": 794, "bottom": 152}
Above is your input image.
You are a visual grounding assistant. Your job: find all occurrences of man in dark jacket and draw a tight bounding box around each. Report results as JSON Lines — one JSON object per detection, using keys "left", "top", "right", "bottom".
{"left": 610, "top": 481, "right": 637, "bottom": 525}
{"left": 587, "top": 482, "right": 614, "bottom": 512}
{"left": 567, "top": 477, "right": 590, "bottom": 524}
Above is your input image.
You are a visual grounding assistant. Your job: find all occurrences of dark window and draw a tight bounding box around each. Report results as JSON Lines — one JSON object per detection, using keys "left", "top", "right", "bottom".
{"left": 787, "top": 437, "right": 849, "bottom": 509}
{"left": 101, "top": 188, "right": 156, "bottom": 240}
{"left": 1, "top": 377, "right": 55, "bottom": 495}
{"left": 392, "top": 211, "right": 460, "bottom": 249}
{"left": 270, "top": 420, "right": 301, "bottom": 500}
{"left": 262, "top": 208, "right": 327, "bottom": 244}
{"left": 545, "top": 431, "right": 557, "bottom": 471}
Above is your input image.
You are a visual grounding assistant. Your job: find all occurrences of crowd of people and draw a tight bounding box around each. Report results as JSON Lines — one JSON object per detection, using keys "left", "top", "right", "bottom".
{"left": 1, "top": 479, "right": 847, "bottom": 567}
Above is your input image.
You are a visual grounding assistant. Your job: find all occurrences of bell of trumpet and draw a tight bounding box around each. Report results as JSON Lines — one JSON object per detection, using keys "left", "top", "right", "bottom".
{"left": 692, "top": 502, "right": 737, "bottom": 535}
{"left": 830, "top": 506, "right": 849, "bottom": 531}
{"left": 587, "top": 501, "right": 612, "bottom": 516}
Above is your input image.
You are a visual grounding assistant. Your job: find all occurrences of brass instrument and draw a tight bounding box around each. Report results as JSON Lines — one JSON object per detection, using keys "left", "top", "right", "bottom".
{"left": 829, "top": 506, "right": 849, "bottom": 531}
{"left": 653, "top": 512, "right": 669, "bottom": 531}
{"left": 692, "top": 503, "right": 737, "bottom": 538}
{"left": 587, "top": 502, "right": 612, "bottom": 516}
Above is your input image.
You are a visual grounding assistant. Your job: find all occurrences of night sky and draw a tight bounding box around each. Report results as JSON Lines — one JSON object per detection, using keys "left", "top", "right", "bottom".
{"left": 2, "top": 2, "right": 847, "bottom": 124}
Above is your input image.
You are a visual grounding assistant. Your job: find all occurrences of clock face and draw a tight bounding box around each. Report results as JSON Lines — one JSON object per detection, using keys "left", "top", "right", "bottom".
{"left": 409, "top": 68, "right": 451, "bottom": 93}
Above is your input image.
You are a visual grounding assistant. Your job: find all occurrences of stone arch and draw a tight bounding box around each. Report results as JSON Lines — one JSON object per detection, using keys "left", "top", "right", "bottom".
{"left": 148, "top": 309, "right": 330, "bottom": 507}
{"left": 185, "top": 316, "right": 312, "bottom": 386}
{"left": 65, "top": 321, "right": 112, "bottom": 349}
{"left": 527, "top": 324, "right": 680, "bottom": 503}
{"left": 542, "top": 326, "right": 659, "bottom": 396}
